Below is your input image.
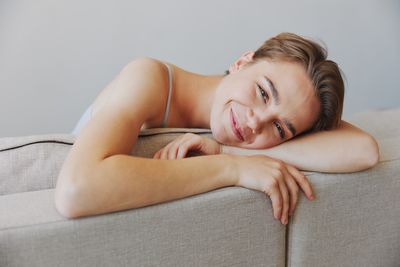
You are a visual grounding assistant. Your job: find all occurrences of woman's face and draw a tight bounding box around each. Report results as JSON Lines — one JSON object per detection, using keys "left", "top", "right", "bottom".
{"left": 210, "top": 56, "right": 320, "bottom": 149}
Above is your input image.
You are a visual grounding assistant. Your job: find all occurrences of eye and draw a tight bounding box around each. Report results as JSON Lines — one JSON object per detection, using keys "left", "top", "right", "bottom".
{"left": 257, "top": 84, "right": 269, "bottom": 103}
{"left": 274, "top": 121, "right": 285, "bottom": 140}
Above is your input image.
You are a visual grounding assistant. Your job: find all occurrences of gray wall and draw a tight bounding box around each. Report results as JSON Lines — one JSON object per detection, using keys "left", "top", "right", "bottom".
{"left": 1, "top": 0, "right": 399, "bottom": 137}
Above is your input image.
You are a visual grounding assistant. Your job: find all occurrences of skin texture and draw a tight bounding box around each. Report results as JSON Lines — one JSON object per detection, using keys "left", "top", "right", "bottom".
{"left": 150, "top": 54, "right": 377, "bottom": 225}
{"left": 210, "top": 52, "right": 321, "bottom": 149}
{"left": 56, "top": 56, "right": 379, "bottom": 226}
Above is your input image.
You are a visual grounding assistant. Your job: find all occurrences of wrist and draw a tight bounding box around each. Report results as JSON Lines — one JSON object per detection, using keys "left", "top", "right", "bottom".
{"left": 222, "top": 154, "right": 239, "bottom": 186}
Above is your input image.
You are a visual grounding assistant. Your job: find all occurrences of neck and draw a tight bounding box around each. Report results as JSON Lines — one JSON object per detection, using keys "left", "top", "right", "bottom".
{"left": 174, "top": 67, "right": 224, "bottom": 129}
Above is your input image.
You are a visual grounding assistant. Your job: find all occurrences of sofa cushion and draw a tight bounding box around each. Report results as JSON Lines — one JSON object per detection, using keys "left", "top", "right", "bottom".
{"left": 0, "top": 128, "right": 211, "bottom": 196}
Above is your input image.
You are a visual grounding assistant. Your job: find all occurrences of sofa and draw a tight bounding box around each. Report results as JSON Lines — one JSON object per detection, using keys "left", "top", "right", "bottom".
{"left": 1, "top": 108, "right": 399, "bottom": 267}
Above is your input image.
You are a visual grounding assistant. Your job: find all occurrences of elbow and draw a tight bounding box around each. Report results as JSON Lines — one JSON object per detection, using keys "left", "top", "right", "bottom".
{"left": 361, "top": 134, "right": 380, "bottom": 169}
{"left": 54, "top": 175, "right": 89, "bottom": 219}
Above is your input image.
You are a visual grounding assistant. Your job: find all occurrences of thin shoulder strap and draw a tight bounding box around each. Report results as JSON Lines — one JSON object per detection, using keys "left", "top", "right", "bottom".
{"left": 161, "top": 62, "right": 173, "bottom": 127}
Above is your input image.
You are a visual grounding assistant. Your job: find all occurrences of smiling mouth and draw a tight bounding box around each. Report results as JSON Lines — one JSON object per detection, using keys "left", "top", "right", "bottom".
{"left": 230, "top": 108, "right": 245, "bottom": 141}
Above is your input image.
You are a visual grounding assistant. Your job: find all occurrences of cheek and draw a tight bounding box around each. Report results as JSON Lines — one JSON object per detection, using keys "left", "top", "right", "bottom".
{"left": 210, "top": 104, "right": 228, "bottom": 143}
{"left": 210, "top": 119, "right": 223, "bottom": 143}
{"left": 220, "top": 78, "right": 253, "bottom": 103}
{"left": 254, "top": 138, "right": 274, "bottom": 149}
{"left": 249, "top": 134, "right": 282, "bottom": 149}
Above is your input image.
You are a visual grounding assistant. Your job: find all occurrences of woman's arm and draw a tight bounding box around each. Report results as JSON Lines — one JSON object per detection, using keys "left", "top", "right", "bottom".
{"left": 56, "top": 153, "right": 237, "bottom": 219}
{"left": 222, "top": 120, "right": 380, "bottom": 173}
{"left": 56, "top": 58, "right": 311, "bottom": 224}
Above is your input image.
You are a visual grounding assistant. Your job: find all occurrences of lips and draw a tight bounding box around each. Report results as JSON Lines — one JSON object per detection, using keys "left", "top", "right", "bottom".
{"left": 230, "top": 108, "right": 245, "bottom": 142}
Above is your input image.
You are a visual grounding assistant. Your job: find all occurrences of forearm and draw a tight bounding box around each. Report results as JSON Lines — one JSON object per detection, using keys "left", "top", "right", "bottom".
{"left": 222, "top": 121, "right": 379, "bottom": 173}
{"left": 56, "top": 154, "right": 235, "bottom": 218}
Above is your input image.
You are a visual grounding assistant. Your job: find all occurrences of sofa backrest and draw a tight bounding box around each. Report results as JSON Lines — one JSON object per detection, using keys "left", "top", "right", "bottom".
{"left": 0, "top": 128, "right": 212, "bottom": 196}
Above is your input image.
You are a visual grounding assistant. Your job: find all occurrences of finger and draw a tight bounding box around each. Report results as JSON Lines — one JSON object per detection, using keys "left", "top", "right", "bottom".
{"left": 267, "top": 185, "right": 283, "bottom": 221}
{"left": 178, "top": 137, "right": 201, "bottom": 158}
{"left": 167, "top": 143, "right": 180, "bottom": 160}
{"left": 176, "top": 141, "right": 190, "bottom": 159}
{"left": 159, "top": 135, "right": 187, "bottom": 160}
{"left": 283, "top": 172, "right": 299, "bottom": 216}
{"left": 169, "top": 137, "right": 192, "bottom": 159}
{"left": 276, "top": 176, "right": 290, "bottom": 225}
{"left": 287, "top": 165, "right": 314, "bottom": 200}
{"left": 168, "top": 136, "right": 192, "bottom": 159}
{"left": 160, "top": 142, "right": 174, "bottom": 160}
{"left": 153, "top": 150, "right": 161, "bottom": 159}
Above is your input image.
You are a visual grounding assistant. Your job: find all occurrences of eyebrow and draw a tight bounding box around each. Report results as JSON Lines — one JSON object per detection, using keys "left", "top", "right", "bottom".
{"left": 263, "top": 76, "right": 297, "bottom": 137}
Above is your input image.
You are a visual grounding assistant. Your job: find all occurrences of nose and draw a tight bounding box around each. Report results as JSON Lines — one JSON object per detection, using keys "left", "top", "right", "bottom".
{"left": 246, "top": 108, "right": 272, "bottom": 134}
{"left": 246, "top": 108, "right": 262, "bottom": 134}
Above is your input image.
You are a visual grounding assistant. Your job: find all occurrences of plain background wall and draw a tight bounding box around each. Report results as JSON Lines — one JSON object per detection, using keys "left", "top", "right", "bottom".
{"left": 0, "top": 0, "right": 399, "bottom": 137}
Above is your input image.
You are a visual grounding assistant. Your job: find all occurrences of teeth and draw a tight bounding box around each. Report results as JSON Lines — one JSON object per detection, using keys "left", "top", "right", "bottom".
{"left": 234, "top": 115, "right": 242, "bottom": 139}
{"left": 235, "top": 123, "right": 242, "bottom": 140}
{"left": 231, "top": 108, "right": 243, "bottom": 141}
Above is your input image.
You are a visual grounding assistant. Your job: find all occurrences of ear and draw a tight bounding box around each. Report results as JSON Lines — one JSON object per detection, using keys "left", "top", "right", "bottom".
{"left": 228, "top": 51, "right": 255, "bottom": 74}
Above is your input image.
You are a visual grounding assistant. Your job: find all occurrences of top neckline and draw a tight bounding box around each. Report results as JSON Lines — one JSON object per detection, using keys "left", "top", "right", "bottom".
{"left": 161, "top": 63, "right": 173, "bottom": 128}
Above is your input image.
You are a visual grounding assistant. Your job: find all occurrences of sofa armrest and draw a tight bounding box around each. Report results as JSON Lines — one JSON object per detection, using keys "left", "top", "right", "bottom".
{"left": 287, "top": 108, "right": 400, "bottom": 266}
{"left": 287, "top": 158, "right": 400, "bottom": 266}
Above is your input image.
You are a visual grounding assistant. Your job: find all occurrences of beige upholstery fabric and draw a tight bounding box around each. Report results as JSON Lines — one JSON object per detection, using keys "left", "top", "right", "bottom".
{"left": 1, "top": 109, "right": 399, "bottom": 267}
{"left": 287, "top": 108, "right": 400, "bottom": 267}
{"left": 0, "top": 127, "right": 285, "bottom": 266}
{"left": 0, "top": 187, "right": 285, "bottom": 267}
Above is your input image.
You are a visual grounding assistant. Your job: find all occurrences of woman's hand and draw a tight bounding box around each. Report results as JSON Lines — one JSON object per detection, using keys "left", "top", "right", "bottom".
{"left": 153, "top": 133, "right": 221, "bottom": 160}
{"left": 232, "top": 154, "right": 315, "bottom": 225}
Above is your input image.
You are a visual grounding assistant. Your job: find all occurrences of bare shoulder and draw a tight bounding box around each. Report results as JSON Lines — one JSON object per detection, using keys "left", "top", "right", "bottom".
{"left": 62, "top": 57, "right": 169, "bottom": 174}
{"left": 108, "top": 57, "right": 168, "bottom": 118}
{"left": 92, "top": 57, "right": 169, "bottom": 120}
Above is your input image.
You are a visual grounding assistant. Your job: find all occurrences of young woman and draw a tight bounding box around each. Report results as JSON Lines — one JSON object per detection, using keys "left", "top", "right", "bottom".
{"left": 55, "top": 33, "right": 379, "bottom": 225}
